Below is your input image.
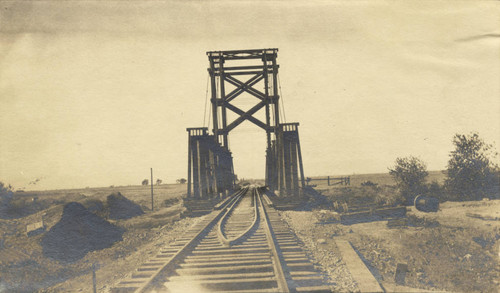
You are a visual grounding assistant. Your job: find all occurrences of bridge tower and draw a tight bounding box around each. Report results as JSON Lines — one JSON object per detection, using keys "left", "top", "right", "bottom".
{"left": 187, "top": 49, "right": 306, "bottom": 198}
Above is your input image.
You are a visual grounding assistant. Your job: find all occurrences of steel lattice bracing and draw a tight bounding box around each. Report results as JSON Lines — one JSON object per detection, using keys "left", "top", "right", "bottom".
{"left": 207, "top": 49, "right": 281, "bottom": 151}
{"left": 187, "top": 49, "right": 305, "bottom": 198}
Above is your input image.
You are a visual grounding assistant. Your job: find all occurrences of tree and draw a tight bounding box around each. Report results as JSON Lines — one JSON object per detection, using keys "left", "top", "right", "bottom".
{"left": 0, "top": 182, "right": 12, "bottom": 194}
{"left": 445, "top": 133, "right": 499, "bottom": 200}
{"left": 156, "top": 179, "right": 162, "bottom": 186}
{"left": 176, "top": 178, "right": 187, "bottom": 184}
{"left": 141, "top": 179, "right": 149, "bottom": 186}
{"left": 0, "top": 181, "right": 14, "bottom": 214}
{"left": 389, "top": 156, "right": 428, "bottom": 203}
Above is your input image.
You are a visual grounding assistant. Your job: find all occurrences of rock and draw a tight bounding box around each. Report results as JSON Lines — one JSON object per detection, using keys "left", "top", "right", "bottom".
{"left": 317, "top": 238, "right": 327, "bottom": 244}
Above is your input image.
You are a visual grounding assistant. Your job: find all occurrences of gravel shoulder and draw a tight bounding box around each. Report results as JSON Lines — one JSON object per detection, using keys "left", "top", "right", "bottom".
{"left": 280, "top": 199, "right": 500, "bottom": 293}
{"left": 279, "top": 210, "right": 359, "bottom": 292}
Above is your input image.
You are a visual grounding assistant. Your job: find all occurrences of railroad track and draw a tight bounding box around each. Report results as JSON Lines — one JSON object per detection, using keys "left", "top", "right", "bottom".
{"left": 111, "top": 186, "right": 331, "bottom": 293}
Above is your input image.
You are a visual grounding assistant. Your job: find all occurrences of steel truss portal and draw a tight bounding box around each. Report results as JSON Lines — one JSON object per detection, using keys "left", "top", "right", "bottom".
{"left": 187, "top": 49, "right": 305, "bottom": 198}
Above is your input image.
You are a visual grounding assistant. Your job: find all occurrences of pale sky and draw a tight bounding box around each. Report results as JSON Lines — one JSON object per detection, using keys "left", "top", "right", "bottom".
{"left": 1, "top": 1, "right": 499, "bottom": 190}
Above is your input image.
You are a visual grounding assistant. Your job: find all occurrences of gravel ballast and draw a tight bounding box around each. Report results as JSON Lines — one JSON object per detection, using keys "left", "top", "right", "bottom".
{"left": 279, "top": 210, "right": 359, "bottom": 292}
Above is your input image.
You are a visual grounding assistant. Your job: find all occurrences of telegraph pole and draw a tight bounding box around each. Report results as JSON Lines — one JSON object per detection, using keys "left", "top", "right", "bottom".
{"left": 150, "top": 168, "right": 154, "bottom": 212}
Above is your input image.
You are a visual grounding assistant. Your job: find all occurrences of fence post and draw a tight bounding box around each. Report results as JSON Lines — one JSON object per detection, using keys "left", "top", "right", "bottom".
{"left": 327, "top": 176, "right": 330, "bottom": 186}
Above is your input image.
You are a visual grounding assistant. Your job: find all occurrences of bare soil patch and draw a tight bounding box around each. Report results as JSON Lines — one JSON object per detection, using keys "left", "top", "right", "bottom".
{"left": 289, "top": 197, "right": 500, "bottom": 292}
{"left": 0, "top": 184, "right": 187, "bottom": 291}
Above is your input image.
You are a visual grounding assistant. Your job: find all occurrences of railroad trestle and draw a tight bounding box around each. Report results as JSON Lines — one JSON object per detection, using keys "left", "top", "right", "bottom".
{"left": 186, "top": 49, "right": 306, "bottom": 198}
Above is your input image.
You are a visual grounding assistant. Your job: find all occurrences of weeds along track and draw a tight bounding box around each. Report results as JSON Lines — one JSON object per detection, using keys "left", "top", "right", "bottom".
{"left": 111, "top": 187, "right": 331, "bottom": 293}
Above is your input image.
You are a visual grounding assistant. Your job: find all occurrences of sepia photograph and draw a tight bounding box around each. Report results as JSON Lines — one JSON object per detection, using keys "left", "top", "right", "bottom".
{"left": 1, "top": 1, "right": 499, "bottom": 292}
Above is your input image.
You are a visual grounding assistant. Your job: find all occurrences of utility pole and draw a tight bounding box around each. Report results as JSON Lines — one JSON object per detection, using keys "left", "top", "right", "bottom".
{"left": 150, "top": 168, "right": 154, "bottom": 212}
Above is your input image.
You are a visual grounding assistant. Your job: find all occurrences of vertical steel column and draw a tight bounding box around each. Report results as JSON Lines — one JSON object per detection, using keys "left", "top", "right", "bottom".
{"left": 296, "top": 126, "right": 306, "bottom": 188}
{"left": 209, "top": 147, "right": 218, "bottom": 197}
{"left": 272, "top": 52, "right": 283, "bottom": 195}
{"left": 271, "top": 51, "right": 280, "bottom": 130}
{"left": 284, "top": 131, "right": 292, "bottom": 193}
{"left": 291, "top": 134, "right": 299, "bottom": 195}
{"left": 187, "top": 131, "right": 192, "bottom": 198}
{"left": 209, "top": 56, "right": 219, "bottom": 144}
{"left": 198, "top": 139, "right": 208, "bottom": 198}
{"left": 264, "top": 52, "right": 273, "bottom": 188}
{"left": 218, "top": 52, "right": 229, "bottom": 149}
{"left": 263, "top": 53, "right": 272, "bottom": 151}
{"left": 277, "top": 126, "right": 285, "bottom": 195}
{"left": 192, "top": 137, "right": 199, "bottom": 199}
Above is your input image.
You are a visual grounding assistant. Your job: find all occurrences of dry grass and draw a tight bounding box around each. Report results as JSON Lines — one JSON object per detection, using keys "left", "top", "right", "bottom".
{"left": 0, "top": 183, "right": 188, "bottom": 291}
{"left": 309, "top": 170, "right": 446, "bottom": 189}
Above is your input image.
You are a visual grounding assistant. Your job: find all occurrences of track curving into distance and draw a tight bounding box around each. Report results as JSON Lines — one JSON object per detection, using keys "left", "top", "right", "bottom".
{"left": 111, "top": 186, "right": 331, "bottom": 293}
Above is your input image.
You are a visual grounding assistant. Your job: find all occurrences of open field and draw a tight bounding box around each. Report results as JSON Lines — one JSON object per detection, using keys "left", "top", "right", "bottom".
{"left": 309, "top": 170, "right": 447, "bottom": 188}
{"left": 1, "top": 174, "right": 499, "bottom": 292}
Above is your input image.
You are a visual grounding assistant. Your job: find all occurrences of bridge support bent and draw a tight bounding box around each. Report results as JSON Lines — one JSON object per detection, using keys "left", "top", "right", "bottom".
{"left": 187, "top": 128, "right": 235, "bottom": 199}
{"left": 268, "top": 123, "right": 306, "bottom": 196}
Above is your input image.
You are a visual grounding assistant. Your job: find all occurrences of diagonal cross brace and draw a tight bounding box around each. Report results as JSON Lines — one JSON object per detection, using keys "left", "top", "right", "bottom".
{"left": 224, "top": 101, "right": 267, "bottom": 133}
{"left": 225, "top": 102, "right": 267, "bottom": 131}
{"left": 225, "top": 74, "right": 266, "bottom": 101}
{"left": 225, "top": 74, "right": 264, "bottom": 102}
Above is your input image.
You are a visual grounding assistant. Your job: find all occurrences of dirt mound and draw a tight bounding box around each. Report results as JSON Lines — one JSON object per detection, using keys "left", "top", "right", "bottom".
{"left": 81, "top": 198, "right": 105, "bottom": 214}
{"left": 41, "top": 202, "right": 124, "bottom": 262}
{"left": 106, "top": 192, "right": 144, "bottom": 220}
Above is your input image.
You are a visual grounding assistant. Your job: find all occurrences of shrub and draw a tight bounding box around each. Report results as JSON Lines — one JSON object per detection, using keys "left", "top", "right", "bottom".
{"left": 0, "top": 182, "right": 14, "bottom": 216}
{"left": 389, "top": 156, "right": 429, "bottom": 204}
{"left": 445, "top": 133, "right": 499, "bottom": 200}
{"left": 427, "top": 181, "right": 445, "bottom": 200}
{"left": 361, "top": 180, "right": 378, "bottom": 187}
{"left": 375, "top": 191, "right": 405, "bottom": 207}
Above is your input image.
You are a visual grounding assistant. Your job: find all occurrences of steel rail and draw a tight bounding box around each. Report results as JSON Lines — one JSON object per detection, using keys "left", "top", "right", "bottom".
{"left": 217, "top": 188, "right": 260, "bottom": 247}
{"left": 256, "top": 188, "right": 290, "bottom": 293}
{"left": 111, "top": 185, "right": 337, "bottom": 293}
{"left": 133, "top": 187, "right": 248, "bottom": 293}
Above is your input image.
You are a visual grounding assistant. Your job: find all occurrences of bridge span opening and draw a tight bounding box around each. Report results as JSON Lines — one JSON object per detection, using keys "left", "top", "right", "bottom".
{"left": 186, "top": 49, "right": 305, "bottom": 200}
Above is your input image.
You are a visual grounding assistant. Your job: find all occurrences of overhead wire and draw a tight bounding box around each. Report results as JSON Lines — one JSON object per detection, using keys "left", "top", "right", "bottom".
{"left": 203, "top": 74, "right": 210, "bottom": 127}
{"left": 277, "top": 74, "right": 286, "bottom": 123}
